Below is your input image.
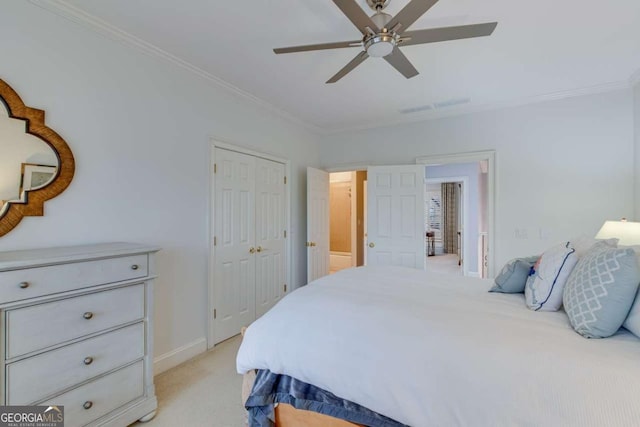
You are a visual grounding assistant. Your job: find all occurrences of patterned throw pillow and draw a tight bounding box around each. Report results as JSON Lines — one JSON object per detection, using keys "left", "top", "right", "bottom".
{"left": 525, "top": 242, "right": 578, "bottom": 311}
{"left": 570, "top": 235, "right": 618, "bottom": 258}
{"left": 490, "top": 256, "right": 539, "bottom": 293}
{"left": 563, "top": 247, "right": 640, "bottom": 338}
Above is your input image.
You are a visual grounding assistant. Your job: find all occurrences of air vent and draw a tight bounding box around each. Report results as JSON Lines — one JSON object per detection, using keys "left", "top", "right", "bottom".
{"left": 399, "top": 105, "right": 433, "bottom": 114}
{"left": 400, "top": 98, "right": 471, "bottom": 115}
{"left": 433, "top": 98, "right": 471, "bottom": 109}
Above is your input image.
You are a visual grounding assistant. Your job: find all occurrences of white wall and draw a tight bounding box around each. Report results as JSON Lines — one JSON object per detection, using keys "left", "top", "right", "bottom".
{"left": 0, "top": 2, "right": 320, "bottom": 371}
{"left": 321, "top": 90, "right": 635, "bottom": 271}
{"left": 635, "top": 82, "right": 640, "bottom": 219}
{"left": 426, "top": 163, "right": 481, "bottom": 273}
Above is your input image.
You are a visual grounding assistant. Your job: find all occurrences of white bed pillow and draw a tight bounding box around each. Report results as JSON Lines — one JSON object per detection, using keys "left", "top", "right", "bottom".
{"left": 620, "top": 245, "right": 640, "bottom": 338}
{"left": 525, "top": 242, "right": 578, "bottom": 311}
{"left": 624, "top": 289, "right": 640, "bottom": 338}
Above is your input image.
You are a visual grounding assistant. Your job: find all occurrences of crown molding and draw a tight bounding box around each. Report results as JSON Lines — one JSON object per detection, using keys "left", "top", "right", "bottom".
{"left": 27, "top": 0, "right": 323, "bottom": 135}
{"left": 630, "top": 68, "right": 640, "bottom": 87}
{"left": 324, "top": 80, "right": 632, "bottom": 134}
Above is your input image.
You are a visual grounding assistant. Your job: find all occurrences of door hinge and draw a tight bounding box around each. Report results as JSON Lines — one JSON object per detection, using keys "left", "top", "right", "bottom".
{"left": 284, "top": 176, "right": 287, "bottom": 185}
{"left": 214, "top": 163, "right": 217, "bottom": 174}
{"left": 214, "top": 236, "right": 217, "bottom": 246}
{"left": 284, "top": 284, "right": 287, "bottom": 293}
{"left": 283, "top": 230, "right": 287, "bottom": 238}
{"left": 214, "top": 309, "right": 217, "bottom": 319}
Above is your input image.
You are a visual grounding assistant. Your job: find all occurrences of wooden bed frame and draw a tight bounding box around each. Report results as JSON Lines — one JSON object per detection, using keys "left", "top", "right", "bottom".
{"left": 275, "top": 403, "right": 361, "bottom": 427}
{"left": 240, "top": 328, "right": 361, "bottom": 426}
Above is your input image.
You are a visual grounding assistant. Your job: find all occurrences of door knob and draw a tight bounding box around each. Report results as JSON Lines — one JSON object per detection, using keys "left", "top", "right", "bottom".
{"left": 257, "top": 246, "right": 266, "bottom": 253}
{"left": 369, "top": 242, "right": 375, "bottom": 248}
{"left": 310, "top": 242, "right": 316, "bottom": 247}
{"left": 249, "top": 247, "right": 256, "bottom": 254}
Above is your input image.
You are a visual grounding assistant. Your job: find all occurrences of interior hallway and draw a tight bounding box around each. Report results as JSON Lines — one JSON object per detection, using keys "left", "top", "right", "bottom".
{"left": 425, "top": 254, "right": 463, "bottom": 276}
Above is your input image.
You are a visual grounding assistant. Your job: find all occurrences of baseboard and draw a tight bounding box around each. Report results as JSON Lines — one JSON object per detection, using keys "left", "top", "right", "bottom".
{"left": 467, "top": 271, "right": 481, "bottom": 278}
{"left": 153, "top": 337, "right": 207, "bottom": 375}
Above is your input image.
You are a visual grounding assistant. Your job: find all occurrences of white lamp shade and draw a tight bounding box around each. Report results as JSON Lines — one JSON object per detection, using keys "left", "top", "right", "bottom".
{"left": 595, "top": 220, "right": 640, "bottom": 246}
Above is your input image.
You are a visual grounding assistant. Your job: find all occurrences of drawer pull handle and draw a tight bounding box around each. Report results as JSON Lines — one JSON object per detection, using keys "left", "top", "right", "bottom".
{"left": 83, "top": 312, "right": 94, "bottom": 320}
{"left": 131, "top": 264, "right": 139, "bottom": 270}
{"left": 83, "top": 356, "right": 94, "bottom": 365}
{"left": 83, "top": 401, "right": 93, "bottom": 410}
{"left": 19, "top": 282, "right": 30, "bottom": 289}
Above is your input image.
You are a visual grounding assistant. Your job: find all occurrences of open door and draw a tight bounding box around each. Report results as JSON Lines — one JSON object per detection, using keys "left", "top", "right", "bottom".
{"left": 307, "top": 167, "right": 330, "bottom": 283}
{"left": 367, "top": 165, "right": 426, "bottom": 269}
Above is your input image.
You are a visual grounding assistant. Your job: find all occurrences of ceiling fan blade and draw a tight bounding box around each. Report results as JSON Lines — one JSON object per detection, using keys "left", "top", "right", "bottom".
{"left": 327, "top": 51, "right": 369, "bottom": 84}
{"left": 386, "top": 0, "right": 439, "bottom": 33}
{"left": 332, "top": 0, "right": 380, "bottom": 34}
{"left": 383, "top": 47, "right": 419, "bottom": 79}
{"left": 400, "top": 22, "right": 498, "bottom": 46}
{"left": 274, "top": 40, "right": 361, "bottom": 54}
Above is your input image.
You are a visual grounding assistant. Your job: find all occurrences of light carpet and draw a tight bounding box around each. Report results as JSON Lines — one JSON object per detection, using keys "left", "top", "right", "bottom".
{"left": 425, "top": 254, "right": 462, "bottom": 276}
{"left": 134, "top": 335, "right": 245, "bottom": 427}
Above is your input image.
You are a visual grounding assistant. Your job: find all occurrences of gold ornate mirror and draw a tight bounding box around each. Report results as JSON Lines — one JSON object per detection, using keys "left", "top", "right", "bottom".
{"left": 0, "top": 79, "right": 75, "bottom": 237}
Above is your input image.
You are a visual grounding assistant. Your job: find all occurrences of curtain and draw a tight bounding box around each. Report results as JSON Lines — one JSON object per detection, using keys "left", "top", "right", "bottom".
{"left": 441, "top": 183, "right": 459, "bottom": 255}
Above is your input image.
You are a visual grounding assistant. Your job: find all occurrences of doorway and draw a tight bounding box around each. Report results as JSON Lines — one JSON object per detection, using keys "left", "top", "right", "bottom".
{"left": 328, "top": 171, "right": 367, "bottom": 273}
{"left": 418, "top": 151, "right": 495, "bottom": 278}
{"left": 309, "top": 161, "right": 485, "bottom": 281}
{"left": 309, "top": 164, "right": 428, "bottom": 279}
{"left": 425, "top": 177, "right": 467, "bottom": 276}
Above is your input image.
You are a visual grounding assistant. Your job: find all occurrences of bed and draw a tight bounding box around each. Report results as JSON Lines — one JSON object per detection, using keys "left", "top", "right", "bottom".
{"left": 236, "top": 265, "right": 640, "bottom": 426}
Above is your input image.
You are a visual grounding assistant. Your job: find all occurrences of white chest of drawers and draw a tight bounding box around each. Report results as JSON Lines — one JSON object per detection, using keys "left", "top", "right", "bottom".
{"left": 0, "top": 243, "right": 159, "bottom": 427}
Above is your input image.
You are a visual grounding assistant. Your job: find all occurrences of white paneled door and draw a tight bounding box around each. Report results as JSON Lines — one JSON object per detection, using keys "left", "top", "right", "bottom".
{"left": 214, "top": 148, "right": 286, "bottom": 344}
{"left": 214, "top": 149, "right": 256, "bottom": 343}
{"left": 306, "top": 167, "right": 329, "bottom": 283}
{"left": 367, "top": 165, "right": 426, "bottom": 269}
{"left": 255, "top": 158, "right": 286, "bottom": 318}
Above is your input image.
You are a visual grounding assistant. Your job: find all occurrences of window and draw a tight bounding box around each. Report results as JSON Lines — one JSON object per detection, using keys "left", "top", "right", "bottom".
{"left": 426, "top": 189, "right": 442, "bottom": 241}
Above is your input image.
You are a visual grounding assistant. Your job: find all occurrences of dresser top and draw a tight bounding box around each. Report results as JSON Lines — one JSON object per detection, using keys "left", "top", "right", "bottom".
{"left": 0, "top": 242, "right": 160, "bottom": 271}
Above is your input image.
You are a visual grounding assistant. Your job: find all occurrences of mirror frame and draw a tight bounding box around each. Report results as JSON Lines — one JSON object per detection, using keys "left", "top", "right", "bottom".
{"left": 0, "top": 79, "right": 75, "bottom": 237}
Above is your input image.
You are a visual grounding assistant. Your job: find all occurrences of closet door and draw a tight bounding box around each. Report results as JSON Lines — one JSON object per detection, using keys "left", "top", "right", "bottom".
{"left": 367, "top": 165, "right": 426, "bottom": 269}
{"left": 254, "top": 158, "right": 287, "bottom": 318}
{"left": 214, "top": 148, "right": 256, "bottom": 343}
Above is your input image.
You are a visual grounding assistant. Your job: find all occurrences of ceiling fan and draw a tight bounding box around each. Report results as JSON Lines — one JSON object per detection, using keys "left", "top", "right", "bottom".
{"left": 274, "top": 0, "right": 498, "bottom": 84}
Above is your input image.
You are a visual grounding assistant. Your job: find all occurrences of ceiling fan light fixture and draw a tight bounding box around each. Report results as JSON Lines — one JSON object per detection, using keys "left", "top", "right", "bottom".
{"left": 273, "top": 0, "right": 498, "bottom": 83}
{"left": 364, "top": 34, "right": 396, "bottom": 57}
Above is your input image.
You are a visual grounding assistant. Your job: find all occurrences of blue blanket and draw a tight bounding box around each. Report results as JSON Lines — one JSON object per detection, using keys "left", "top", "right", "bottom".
{"left": 246, "top": 369, "right": 407, "bottom": 427}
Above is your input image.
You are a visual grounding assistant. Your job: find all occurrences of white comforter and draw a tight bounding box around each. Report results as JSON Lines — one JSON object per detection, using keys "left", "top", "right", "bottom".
{"left": 236, "top": 266, "right": 640, "bottom": 427}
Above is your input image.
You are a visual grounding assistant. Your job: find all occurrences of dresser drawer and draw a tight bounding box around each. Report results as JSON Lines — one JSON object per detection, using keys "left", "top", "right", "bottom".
{"left": 0, "top": 254, "right": 148, "bottom": 303}
{"left": 6, "top": 284, "right": 145, "bottom": 359}
{"left": 39, "top": 361, "right": 144, "bottom": 427}
{"left": 7, "top": 322, "right": 144, "bottom": 405}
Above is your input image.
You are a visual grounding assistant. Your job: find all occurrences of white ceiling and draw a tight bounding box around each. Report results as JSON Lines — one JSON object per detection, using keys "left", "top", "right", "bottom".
{"left": 57, "top": 0, "right": 640, "bottom": 131}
